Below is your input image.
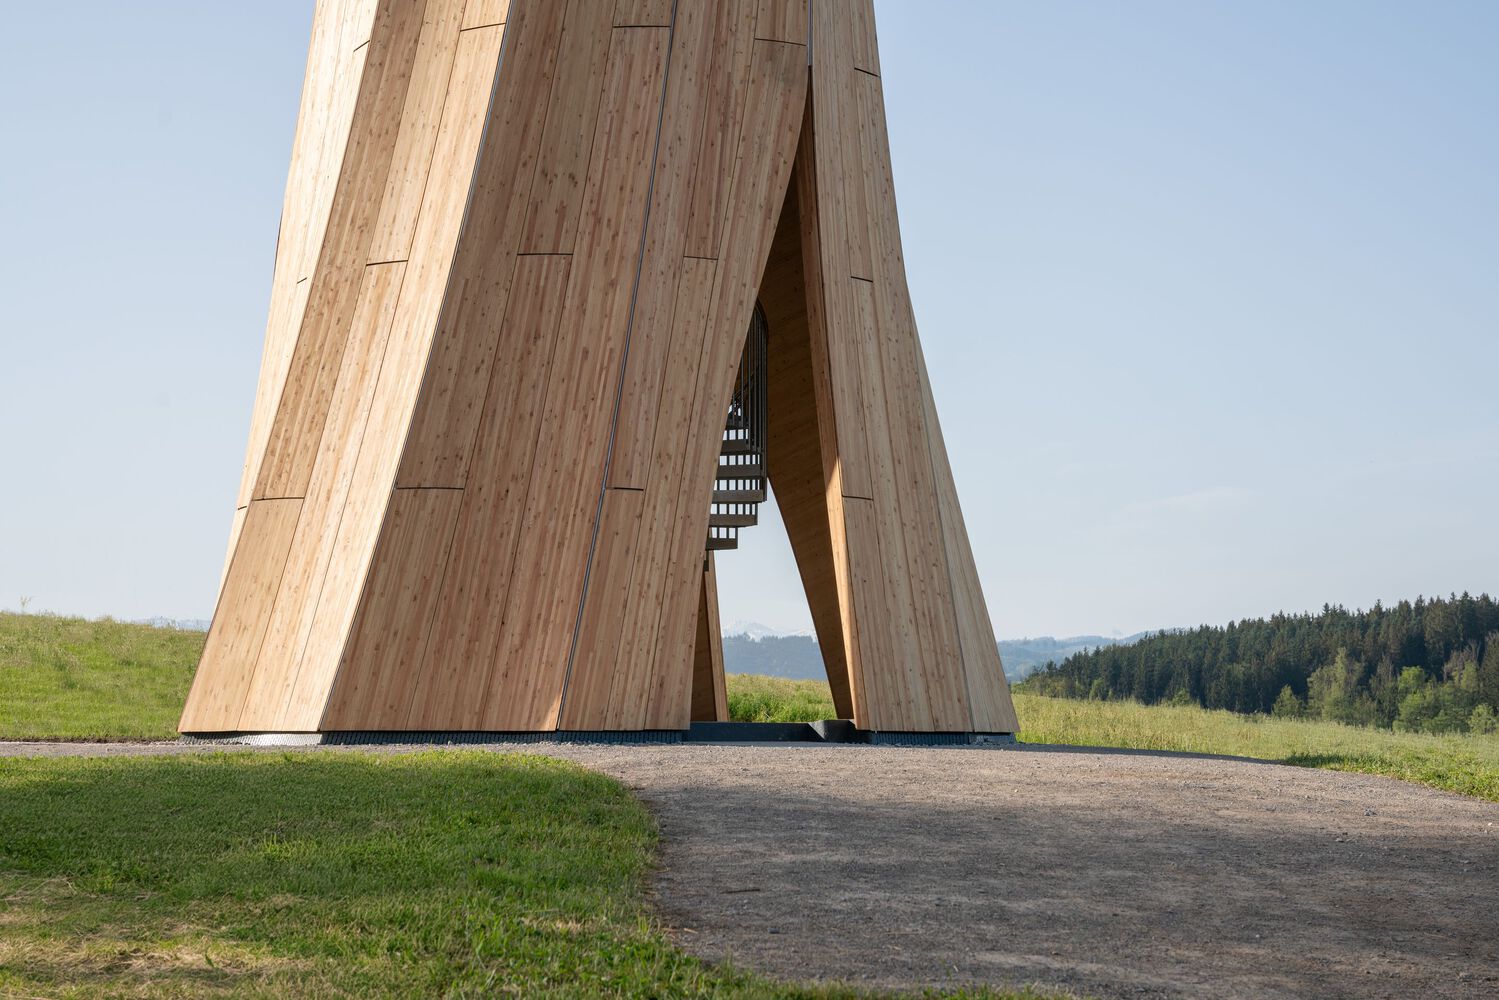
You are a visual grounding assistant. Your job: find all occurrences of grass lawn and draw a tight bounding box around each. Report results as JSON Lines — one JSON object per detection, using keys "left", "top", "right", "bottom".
{"left": 721, "top": 676, "right": 1499, "bottom": 803}
{"left": 0, "top": 612, "right": 200, "bottom": 740}
{"left": 0, "top": 751, "right": 1050, "bottom": 999}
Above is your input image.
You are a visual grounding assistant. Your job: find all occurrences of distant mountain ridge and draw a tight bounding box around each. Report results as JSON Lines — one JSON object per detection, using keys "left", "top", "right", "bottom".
{"left": 722, "top": 626, "right": 1153, "bottom": 683}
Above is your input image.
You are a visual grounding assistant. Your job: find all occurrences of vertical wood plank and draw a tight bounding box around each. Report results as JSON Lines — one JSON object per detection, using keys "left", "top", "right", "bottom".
{"left": 607, "top": 0, "right": 735, "bottom": 488}
{"left": 681, "top": 0, "right": 760, "bottom": 259}
{"left": 643, "top": 38, "right": 808, "bottom": 730}
{"left": 806, "top": 0, "right": 872, "bottom": 499}
{"left": 179, "top": 499, "right": 303, "bottom": 731}
{"left": 279, "top": 22, "right": 508, "bottom": 730}
{"left": 254, "top": 0, "right": 431, "bottom": 499}
{"left": 407, "top": 254, "right": 573, "bottom": 728}
{"left": 395, "top": 3, "right": 569, "bottom": 487}
{"left": 479, "top": 26, "right": 672, "bottom": 731}
{"left": 849, "top": 0, "right": 879, "bottom": 76}
{"left": 517, "top": 0, "right": 616, "bottom": 254}
{"left": 367, "top": 0, "right": 471, "bottom": 263}
{"left": 321, "top": 487, "right": 464, "bottom": 728}
{"left": 560, "top": 487, "right": 647, "bottom": 729}
{"left": 614, "top": 0, "right": 673, "bottom": 28}
{"left": 690, "top": 551, "right": 728, "bottom": 722}
{"left": 600, "top": 258, "right": 716, "bottom": 729}
{"left": 755, "top": 0, "right": 807, "bottom": 45}
{"left": 233, "top": 1, "right": 375, "bottom": 517}
{"left": 462, "top": 0, "right": 509, "bottom": 29}
{"left": 236, "top": 262, "right": 406, "bottom": 729}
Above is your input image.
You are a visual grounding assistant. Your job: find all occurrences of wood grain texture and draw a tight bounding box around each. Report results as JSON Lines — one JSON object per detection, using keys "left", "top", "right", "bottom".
{"left": 231, "top": 0, "right": 374, "bottom": 527}
{"left": 186, "top": 0, "right": 1017, "bottom": 736}
{"left": 236, "top": 261, "right": 407, "bottom": 729}
{"left": 462, "top": 0, "right": 509, "bottom": 29}
{"left": 560, "top": 486, "right": 647, "bottom": 729}
{"left": 682, "top": 0, "right": 759, "bottom": 259}
{"left": 759, "top": 181, "right": 855, "bottom": 720}
{"left": 407, "top": 254, "right": 573, "bottom": 729}
{"left": 479, "top": 25, "right": 672, "bottom": 731}
{"left": 641, "top": 38, "right": 808, "bottom": 731}
{"left": 690, "top": 551, "right": 728, "bottom": 722}
{"left": 608, "top": 0, "right": 752, "bottom": 488}
{"left": 755, "top": 0, "right": 807, "bottom": 44}
{"left": 613, "top": 0, "right": 674, "bottom": 28}
{"left": 254, "top": 0, "right": 430, "bottom": 501}
{"left": 517, "top": 0, "right": 615, "bottom": 253}
{"left": 395, "top": 1, "right": 568, "bottom": 488}
{"left": 321, "top": 487, "right": 463, "bottom": 728}
{"left": 277, "top": 20, "right": 505, "bottom": 731}
{"left": 180, "top": 499, "right": 303, "bottom": 731}
{"left": 367, "top": 0, "right": 470, "bottom": 263}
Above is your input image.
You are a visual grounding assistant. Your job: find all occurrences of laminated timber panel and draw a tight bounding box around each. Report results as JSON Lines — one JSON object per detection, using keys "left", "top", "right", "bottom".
{"left": 563, "top": 486, "right": 648, "bottom": 725}
{"left": 680, "top": 0, "right": 759, "bottom": 261}
{"left": 366, "top": 0, "right": 472, "bottom": 264}
{"left": 180, "top": 499, "right": 303, "bottom": 731}
{"left": 478, "top": 26, "right": 673, "bottom": 731}
{"left": 690, "top": 552, "right": 729, "bottom": 722}
{"left": 755, "top": 0, "right": 807, "bottom": 45}
{"left": 321, "top": 487, "right": 463, "bottom": 728}
{"left": 406, "top": 254, "right": 573, "bottom": 729}
{"left": 614, "top": 0, "right": 674, "bottom": 29}
{"left": 562, "top": 258, "right": 718, "bottom": 730}
{"left": 517, "top": 1, "right": 616, "bottom": 254}
{"left": 916, "top": 347, "right": 1019, "bottom": 733}
{"left": 607, "top": 0, "right": 757, "bottom": 489}
{"left": 226, "top": 0, "right": 375, "bottom": 584}
{"left": 253, "top": 0, "right": 431, "bottom": 500}
{"left": 641, "top": 38, "right": 809, "bottom": 731}
{"left": 805, "top": 0, "right": 872, "bottom": 500}
{"left": 275, "top": 20, "right": 507, "bottom": 731}
{"left": 394, "top": 0, "right": 569, "bottom": 488}
{"left": 759, "top": 181, "right": 856, "bottom": 720}
{"left": 235, "top": 262, "right": 406, "bottom": 728}
{"left": 462, "top": 0, "right": 509, "bottom": 30}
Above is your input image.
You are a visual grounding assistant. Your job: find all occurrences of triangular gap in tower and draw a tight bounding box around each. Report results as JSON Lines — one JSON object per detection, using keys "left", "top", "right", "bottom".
{"left": 690, "top": 147, "right": 859, "bottom": 722}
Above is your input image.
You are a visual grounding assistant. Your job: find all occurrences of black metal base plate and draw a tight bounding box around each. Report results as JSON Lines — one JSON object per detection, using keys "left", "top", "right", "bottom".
{"left": 179, "top": 725, "right": 1016, "bottom": 747}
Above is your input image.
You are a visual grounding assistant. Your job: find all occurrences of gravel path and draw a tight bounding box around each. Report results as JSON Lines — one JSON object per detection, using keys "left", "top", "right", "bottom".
{"left": 4, "top": 740, "right": 1496, "bottom": 999}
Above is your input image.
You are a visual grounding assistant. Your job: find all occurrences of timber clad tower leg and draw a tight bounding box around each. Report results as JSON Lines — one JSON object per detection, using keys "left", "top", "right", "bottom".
{"left": 181, "top": 0, "right": 1019, "bottom": 737}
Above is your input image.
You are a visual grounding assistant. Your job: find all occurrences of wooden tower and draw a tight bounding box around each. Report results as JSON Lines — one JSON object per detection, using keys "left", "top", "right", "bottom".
{"left": 180, "top": 0, "right": 1018, "bottom": 736}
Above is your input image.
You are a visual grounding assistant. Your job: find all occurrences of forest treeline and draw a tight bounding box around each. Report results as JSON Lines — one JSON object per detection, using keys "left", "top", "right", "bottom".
{"left": 1019, "top": 594, "right": 1499, "bottom": 734}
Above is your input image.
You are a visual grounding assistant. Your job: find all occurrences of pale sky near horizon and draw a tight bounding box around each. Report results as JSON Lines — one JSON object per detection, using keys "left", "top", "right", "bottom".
{"left": 1, "top": 1, "right": 1495, "bottom": 640}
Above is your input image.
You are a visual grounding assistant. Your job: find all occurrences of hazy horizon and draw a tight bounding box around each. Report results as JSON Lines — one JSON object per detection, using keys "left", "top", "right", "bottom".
{"left": 2, "top": 1, "right": 1495, "bottom": 639}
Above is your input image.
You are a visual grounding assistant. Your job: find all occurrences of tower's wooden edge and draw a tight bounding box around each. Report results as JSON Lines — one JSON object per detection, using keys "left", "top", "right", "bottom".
{"left": 183, "top": 0, "right": 1016, "bottom": 736}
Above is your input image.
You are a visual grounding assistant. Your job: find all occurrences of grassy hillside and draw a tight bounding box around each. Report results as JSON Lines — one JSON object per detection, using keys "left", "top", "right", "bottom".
{"left": 0, "top": 612, "right": 201, "bottom": 740}
{"left": 723, "top": 676, "right": 1499, "bottom": 802}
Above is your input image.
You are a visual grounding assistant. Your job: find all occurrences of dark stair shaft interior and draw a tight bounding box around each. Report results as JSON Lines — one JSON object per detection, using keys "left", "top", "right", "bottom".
{"left": 708, "top": 307, "right": 768, "bottom": 551}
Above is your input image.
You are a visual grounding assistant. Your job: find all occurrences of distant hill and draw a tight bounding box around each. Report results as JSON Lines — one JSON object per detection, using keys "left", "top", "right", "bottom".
{"left": 1022, "top": 595, "right": 1499, "bottom": 734}
{"left": 722, "top": 629, "right": 1152, "bottom": 683}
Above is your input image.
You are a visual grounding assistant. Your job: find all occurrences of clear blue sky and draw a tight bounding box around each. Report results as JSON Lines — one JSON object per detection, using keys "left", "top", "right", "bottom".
{"left": 2, "top": 1, "right": 1495, "bottom": 639}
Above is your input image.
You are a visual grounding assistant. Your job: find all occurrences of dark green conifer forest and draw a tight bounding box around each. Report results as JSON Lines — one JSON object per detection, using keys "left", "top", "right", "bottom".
{"left": 1020, "top": 594, "right": 1499, "bottom": 734}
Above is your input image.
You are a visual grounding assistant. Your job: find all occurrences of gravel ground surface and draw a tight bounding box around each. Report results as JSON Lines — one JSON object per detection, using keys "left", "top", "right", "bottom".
{"left": 3, "top": 740, "right": 1496, "bottom": 999}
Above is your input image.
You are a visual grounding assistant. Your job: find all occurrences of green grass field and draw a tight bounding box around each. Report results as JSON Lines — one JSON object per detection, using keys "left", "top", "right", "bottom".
{"left": 0, "top": 612, "right": 199, "bottom": 740}
{"left": 3, "top": 751, "right": 1051, "bottom": 999}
